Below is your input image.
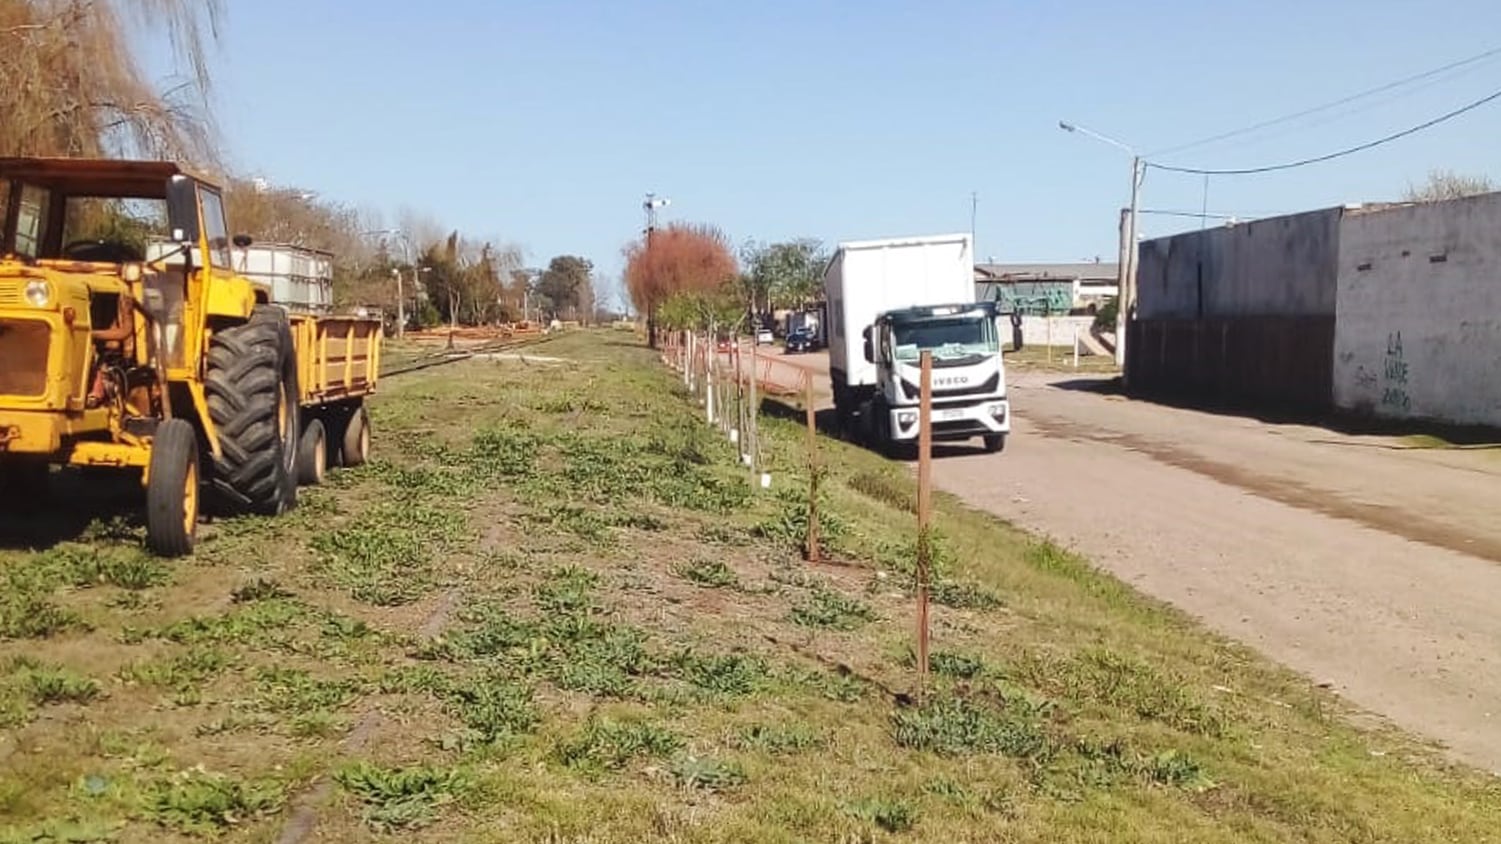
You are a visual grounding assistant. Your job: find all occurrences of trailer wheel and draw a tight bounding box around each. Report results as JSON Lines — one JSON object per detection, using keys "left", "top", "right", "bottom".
{"left": 983, "top": 434, "right": 1007, "bottom": 454}
{"left": 341, "top": 404, "right": 371, "bottom": 467}
{"left": 204, "top": 305, "right": 300, "bottom": 515}
{"left": 145, "top": 419, "right": 199, "bottom": 557}
{"left": 297, "top": 418, "right": 327, "bottom": 485}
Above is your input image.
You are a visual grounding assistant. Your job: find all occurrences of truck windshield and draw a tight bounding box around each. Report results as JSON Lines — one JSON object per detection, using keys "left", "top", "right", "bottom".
{"left": 892, "top": 317, "right": 997, "bottom": 364}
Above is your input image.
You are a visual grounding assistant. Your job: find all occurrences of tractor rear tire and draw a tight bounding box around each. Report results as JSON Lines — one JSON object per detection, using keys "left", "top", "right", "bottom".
{"left": 341, "top": 404, "right": 370, "bottom": 468}
{"left": 145, "top": 418, "right": 199, "bottom": 557}
{"left": 297, "top": 418, "right": 327, "bottom": 486}
{"left": 204, "top": 305, "right": 300, "bottom": 516}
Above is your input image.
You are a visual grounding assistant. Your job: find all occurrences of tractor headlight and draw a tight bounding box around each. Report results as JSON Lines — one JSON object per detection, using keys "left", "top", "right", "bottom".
{"left": 24, "top": 280, "right": 52, "bottom": 308}
{"left": 121, "top": 262, "right": 144, "bottom": 283}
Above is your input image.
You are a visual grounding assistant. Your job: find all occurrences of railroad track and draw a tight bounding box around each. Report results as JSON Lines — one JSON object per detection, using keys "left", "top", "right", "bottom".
{"left": 379, "top": 332, "right": 562, "bottom": 379}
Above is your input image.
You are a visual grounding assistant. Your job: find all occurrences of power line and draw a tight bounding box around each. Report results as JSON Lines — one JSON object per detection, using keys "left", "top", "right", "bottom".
{"left": 1148, "top": 85, "right": 1501, "bottom": 176}
{"left": 1148, "top": 44, "right": 1501, "bottom": 158}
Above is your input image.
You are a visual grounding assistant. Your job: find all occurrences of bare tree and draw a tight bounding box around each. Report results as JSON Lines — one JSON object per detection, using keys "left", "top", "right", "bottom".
{"left": 1403, "top": 170, "right": 1495, "bottom": 202}
{"left": 1, "top": 0, "right": 226, "bottom": 162}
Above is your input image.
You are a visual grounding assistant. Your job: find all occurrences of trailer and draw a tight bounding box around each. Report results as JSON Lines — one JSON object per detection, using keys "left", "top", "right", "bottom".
{"left": 238, "top": 243, "right": 380, "bottom": 482}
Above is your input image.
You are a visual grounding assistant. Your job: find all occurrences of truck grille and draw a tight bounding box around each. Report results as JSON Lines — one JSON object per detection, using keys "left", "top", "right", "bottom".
{"left": 0, "top": 318, "right": 49, "bottom": 396}
{"left": 0, "top": 282, "right": 20, "bottom": 307}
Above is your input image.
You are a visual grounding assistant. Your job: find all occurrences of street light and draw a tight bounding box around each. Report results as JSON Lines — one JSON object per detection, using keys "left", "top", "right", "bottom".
{"left": 361, "top": 228, "right": 415, "bottom": 339}
{"left": 642, "top": 193, "right": 670, "bottom": 348}
{"left": 1059, "top": 120, "right": 1143, "bottom": 373}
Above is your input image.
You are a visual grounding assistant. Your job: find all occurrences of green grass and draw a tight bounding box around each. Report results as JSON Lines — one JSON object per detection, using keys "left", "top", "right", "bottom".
{"left": 2, "top": 329, "right": 1500, "bottom": 843}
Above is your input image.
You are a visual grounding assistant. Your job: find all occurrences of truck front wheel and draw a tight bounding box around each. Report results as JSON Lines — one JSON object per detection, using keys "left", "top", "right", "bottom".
{"left": 983, "top": 434, "right": 1007, "bottom": 453}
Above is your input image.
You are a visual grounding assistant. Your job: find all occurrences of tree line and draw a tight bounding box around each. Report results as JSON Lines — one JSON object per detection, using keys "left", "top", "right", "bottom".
{"left": 623, "top": 224, "right": 829, "bottom": 346}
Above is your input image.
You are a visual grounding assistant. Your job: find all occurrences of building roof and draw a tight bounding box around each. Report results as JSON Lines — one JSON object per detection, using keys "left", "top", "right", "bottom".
{"left": 974, "top": 262, "right": 1118, "bottom": 282}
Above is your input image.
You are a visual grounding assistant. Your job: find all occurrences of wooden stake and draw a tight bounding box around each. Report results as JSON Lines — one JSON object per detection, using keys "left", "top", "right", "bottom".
{"left": 803, "top": 373, "right": 820, "bottom": 563}
{"left": 747, "top": 334, "right": 759, "bottom": 486}
{"left": 916, "top": 350, "right": 933, "bottom": 701}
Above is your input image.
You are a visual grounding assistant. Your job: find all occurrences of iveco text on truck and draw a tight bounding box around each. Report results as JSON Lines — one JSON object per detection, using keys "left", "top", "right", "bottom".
{"left": 824, "top": 232, "right": 1010, "bottom": 455}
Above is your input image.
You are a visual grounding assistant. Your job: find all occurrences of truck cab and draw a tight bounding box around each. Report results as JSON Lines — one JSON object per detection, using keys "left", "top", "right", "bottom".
{"left": 862, "top": 301, "right": 1010, "bottom": 453}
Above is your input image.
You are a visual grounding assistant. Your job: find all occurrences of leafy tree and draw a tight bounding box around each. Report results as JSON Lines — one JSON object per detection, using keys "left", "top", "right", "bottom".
{"left": 624, "top": 222, "right": 739, "bottom": 347}
{"left": 1, "top": 0, "right": 224, "bottom": 161}
{"left": 536, "top": 255, "right": 595, "bottom": 322}
{"left": 742, "top": 238, "right": 827, "bottom": 313}
{"left": 1403, "top": 170, "right": 1495, "bottom": 202}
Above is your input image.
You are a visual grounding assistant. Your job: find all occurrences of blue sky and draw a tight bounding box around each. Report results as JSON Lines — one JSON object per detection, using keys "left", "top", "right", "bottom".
{"left": 201, "top": 0, "right": 1499, "bottom": 285}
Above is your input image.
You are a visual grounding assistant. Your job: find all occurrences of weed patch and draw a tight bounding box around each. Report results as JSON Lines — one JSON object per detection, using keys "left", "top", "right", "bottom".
{"left": 311, "top": 502, "right": 465, "bottom": 606}
{"left": 670, "top": 756, "right": 747, "bottom": 792}
{"left": 789, "top": 587, "right": 876, "bottom": 631}
{"left": 672, "top": 558, "right": 739, "bottom": 589}
{"left": 336, "top": 761, "right": 473, "bottom": 832}
{"left": 892, "top": 695, "right": 1052, "bottom": 761}
{"left": 144, "top": 769, "right": 284, "bottom": 835}
{"left": 845, "top": 796, "right": 918, "bottom": 833}
{"left": 556, "top": 719, "right": 684, "bottom": 775}
{"left": 733, "top": 722, "right": 823, "bottom": 754}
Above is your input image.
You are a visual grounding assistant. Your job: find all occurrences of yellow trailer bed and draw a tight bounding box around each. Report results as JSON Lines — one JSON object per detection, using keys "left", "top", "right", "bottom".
{"left": 287, "top": 313, "right": 382, "bottom": 483}
{"left": 293, "top": 314, "right": 381, "bottom": 406}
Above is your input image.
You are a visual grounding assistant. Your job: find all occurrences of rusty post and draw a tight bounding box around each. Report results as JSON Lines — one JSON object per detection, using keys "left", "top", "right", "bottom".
{"left": 916, "top": 350, "right": 933, "bottom": 700}
{"left": 803, "top": 372, "right": 820, "bottom": 563}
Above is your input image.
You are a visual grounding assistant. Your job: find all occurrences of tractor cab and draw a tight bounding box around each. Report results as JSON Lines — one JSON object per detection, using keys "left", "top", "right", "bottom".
{"left": 0, "top": 158, "right": 265, "bottom": 440}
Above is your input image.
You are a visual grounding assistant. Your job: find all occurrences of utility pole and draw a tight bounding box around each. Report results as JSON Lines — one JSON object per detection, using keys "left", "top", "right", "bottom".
{"left": 970, "top": 191, "right": 978, "bottom": 249}
{"left": 1121, "top": 156, "right": 1142, "bottom": 380}
{"left": 643, "top": 193, "right": 670, "bottom": 349}
{"left": 1057, "top": 121, "right": 1142, "bottom": 377}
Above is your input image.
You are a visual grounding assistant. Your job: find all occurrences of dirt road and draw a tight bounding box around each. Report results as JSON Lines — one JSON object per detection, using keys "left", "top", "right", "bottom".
{"left": 769, "top": 348, "right": 1501, "bottom": 772}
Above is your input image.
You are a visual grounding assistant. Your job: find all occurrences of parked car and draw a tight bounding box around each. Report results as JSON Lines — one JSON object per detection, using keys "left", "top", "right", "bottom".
{"left": 785, "top": 327, "right": 814, "bottom": 354}
{"left": 755, "top": 327, "right": 774, "bottom": 345}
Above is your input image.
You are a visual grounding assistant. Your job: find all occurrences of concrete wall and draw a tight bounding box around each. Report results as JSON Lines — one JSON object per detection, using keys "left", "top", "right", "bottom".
{"left": 1332, "top": 194, "right": 1501, "bottom": 427}
{"left": 1016, "top": 315, "right": 1098, "bottom": 349}
{"left": 1136, "top": 208, "right": 1343, "bottom": 319}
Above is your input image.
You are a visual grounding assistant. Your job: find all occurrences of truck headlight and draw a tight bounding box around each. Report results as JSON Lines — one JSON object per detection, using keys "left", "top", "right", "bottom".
{"left": 897, "top": 411, "right": 917, "bottom": 426}
{"left": 24, "top": 280, "right": 52, "bottom": 308}
{"left": 988, "top": 403, "right": 1007, "bottom": 420}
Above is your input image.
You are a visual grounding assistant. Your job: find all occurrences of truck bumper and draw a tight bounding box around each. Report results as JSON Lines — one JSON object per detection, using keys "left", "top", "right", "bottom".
{"left": 887, "top": 399, "right": 1010, "bottom": 442}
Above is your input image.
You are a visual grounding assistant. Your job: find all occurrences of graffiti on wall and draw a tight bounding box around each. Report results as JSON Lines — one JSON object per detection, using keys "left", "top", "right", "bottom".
{"left": 1381, "top": 331, "right": 1411, "bottom": 413}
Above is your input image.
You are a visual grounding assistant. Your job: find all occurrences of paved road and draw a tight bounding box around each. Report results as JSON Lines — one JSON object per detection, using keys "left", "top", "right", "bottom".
{"left": 767, "top": 347, "right": 1501, "bottom": 771}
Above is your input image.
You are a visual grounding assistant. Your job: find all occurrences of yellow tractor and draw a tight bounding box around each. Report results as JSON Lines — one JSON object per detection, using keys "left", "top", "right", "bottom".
{"left": 0, "top": 158, "right": 380, "bottom": 555}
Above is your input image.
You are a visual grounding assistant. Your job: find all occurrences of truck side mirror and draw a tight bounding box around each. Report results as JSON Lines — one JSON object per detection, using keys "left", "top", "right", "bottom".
{"left": 1010, "top": 311, "right": 1024, "bottom": 352}
{"left": 861, "top": 326, "right": 873, "bottom": 363}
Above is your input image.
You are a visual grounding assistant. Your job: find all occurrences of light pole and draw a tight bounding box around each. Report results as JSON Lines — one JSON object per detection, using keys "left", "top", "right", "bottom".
{"left": 1059, "top": 121, "right": 1143, "bottom": 375}
{"left": 643, "top": 193, "right": 670, "bottom": 348}
{"left": 362, "top": 228, "right": 415, "bottom": 339}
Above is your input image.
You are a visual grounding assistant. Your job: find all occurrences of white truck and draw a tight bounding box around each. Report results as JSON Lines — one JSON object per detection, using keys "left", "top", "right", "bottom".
{"left": 824, "top": 232, "right": 1011, "bottom": 455}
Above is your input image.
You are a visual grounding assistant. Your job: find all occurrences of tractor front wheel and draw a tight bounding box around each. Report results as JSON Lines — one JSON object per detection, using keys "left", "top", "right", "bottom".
{"left": 145, "top": 419, "right": 200, "bottom": 557}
